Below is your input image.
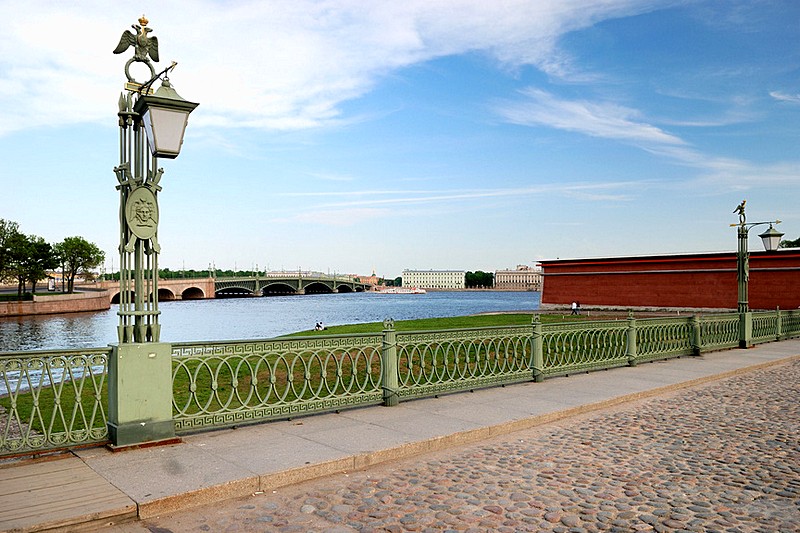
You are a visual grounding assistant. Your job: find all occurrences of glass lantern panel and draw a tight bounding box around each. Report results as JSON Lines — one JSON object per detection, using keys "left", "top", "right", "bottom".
{"left": 143, "top": 107, "right": 189, "bottom": 159}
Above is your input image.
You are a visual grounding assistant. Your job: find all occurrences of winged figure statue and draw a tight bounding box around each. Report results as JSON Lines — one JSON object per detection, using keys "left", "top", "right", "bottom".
{"left": 113, "top": 15, "right": 159, "bottom": 63}
{"left": 733, "top": 199, "right": 746, "bottom": 224}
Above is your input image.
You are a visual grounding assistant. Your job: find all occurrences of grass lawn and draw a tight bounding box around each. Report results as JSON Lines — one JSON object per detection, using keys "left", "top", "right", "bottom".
{"left": 283, "top": 312, "right": 602, "bottom": 337}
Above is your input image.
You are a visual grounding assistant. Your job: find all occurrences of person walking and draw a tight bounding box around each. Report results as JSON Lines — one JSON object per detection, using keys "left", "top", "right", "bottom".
{"left": 571, "top": 301, "right": 578, "bottom": 315}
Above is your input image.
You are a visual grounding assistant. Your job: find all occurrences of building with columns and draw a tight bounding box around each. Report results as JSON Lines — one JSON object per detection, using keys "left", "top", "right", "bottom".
{"left": 402, "top": 269, "right": 466, "bottom": 289}
{"left": 494, "top": 264, "right": 542, "bottom": 291}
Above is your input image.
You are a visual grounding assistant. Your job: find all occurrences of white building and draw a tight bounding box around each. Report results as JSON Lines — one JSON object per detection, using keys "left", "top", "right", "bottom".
{"left": 494, "top": 264, "right": 542, "bottom": 291}
{"left": 402, "top": 269, "right": 466, "bottom": 289}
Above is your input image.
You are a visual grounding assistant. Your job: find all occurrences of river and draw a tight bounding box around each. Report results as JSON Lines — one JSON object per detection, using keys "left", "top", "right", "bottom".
{"left": 0, "top": 291, "right": 540, "bottom": 352}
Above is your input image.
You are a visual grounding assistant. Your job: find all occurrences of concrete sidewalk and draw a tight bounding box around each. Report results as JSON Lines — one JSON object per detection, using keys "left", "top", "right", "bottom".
{"left": 2, "top": 339, "right": 799, "bottom": 532}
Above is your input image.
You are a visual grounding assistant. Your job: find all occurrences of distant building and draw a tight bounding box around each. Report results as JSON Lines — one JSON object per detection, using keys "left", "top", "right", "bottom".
{"left": 402, "top": 269, "right": 466, "bottom": 289}
{"left": 495, "top": 264, "right": 542, "bottom": 291}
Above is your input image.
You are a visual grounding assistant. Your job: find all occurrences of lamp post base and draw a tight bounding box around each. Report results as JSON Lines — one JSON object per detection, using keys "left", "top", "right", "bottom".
{"left": 738, "top": 312, "right": 752, "bottom": 349}
{"left": 107, "top": 342, "right": 175, "bottom": 447}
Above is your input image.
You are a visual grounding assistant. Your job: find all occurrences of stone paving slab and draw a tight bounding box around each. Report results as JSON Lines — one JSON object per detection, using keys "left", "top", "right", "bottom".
{"left": 1, "top": 339, "right": 798, "bottom": 531}
{"left": 0, "top": 455, "right": 136, "bottom": 532}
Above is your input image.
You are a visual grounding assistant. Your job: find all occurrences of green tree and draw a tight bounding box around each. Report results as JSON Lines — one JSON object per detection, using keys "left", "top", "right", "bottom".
{"left": 0, "top": 218, "right": 21, "bottom": 283}
{"left": 779, "top": 236, "right": 800, "bottom": 248}
{"left": 21, "top": 235, "right": 57, "bottom": 294}
{"left": 7, "top": 231, "right": 32, "bottom": 297}
{"left": 53, "top": 237, "right": 105, "bottom": 293}
{"left": 465, "top": 271, "right": 494, "bottom": 288}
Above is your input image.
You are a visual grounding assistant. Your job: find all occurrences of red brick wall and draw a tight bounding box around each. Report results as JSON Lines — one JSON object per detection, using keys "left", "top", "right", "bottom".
{"left": 541, "top": 251, "right": 800, "bottom": 310}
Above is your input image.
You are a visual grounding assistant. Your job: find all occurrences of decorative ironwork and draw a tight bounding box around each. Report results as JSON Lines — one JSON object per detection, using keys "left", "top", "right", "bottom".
{"left": 3, "top": 310, "right": 799, "bottom": 456}
{"left": 171, "top": 335, "right": 384, "bottom": 432}
{"left": 0, "top": 349, "right": 109, "bottom": 455}
{"left": 636, "top": 317, "right": 694, "bottom": 362}
{"left": 752, "top": 311, "right": 778, "bottom": 343}
{"left": 542, "top": 320, "right": 628, "bottom": 376}
{"left": 395, "top": 326, "right": 533, "bottom": 399}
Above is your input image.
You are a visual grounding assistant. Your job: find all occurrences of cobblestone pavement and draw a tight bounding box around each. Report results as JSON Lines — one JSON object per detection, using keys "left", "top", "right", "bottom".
{"left": 141, "top": 360, "right": 800, "bottom": 532}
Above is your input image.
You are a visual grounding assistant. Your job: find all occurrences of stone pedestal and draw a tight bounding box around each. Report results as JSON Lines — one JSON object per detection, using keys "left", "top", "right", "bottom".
{"left": 107, "top": 342, "right": 175, "bottom": 447}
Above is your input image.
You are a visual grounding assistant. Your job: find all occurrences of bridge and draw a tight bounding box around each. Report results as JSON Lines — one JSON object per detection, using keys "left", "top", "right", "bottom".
{"left": 99, "top": 272, "right": 372, "bottom": 303}
{"left": 214, "top": 272, "right": 371, "bottom": 297}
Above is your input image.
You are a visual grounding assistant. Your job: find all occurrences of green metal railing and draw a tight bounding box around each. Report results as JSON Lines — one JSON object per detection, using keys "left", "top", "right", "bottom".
{"left": 170, "top": 334, "right": 384, "bottom": 433}
{"left": 0, "top": 348, "right": 110, "bottom": 455}
{"left": 542, "top": 320, "right": 628, "bottom": 375}
{"left": 395, "top": 325, "right": 533, "bottom": 400}
{"left": 3, "top": 309, "right": 799, "bottom": 455}
{"left": 698, "top": 314, "right": 739, "bottom": 350}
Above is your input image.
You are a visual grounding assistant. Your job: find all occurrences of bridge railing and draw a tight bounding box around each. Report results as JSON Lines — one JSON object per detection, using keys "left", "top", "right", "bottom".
{"left": 170, "top": 334, "right": 384, "bottom": 433}
{"left": 0, "top": 348, "right": 110, "bottom": 456}
{"left": 3, "top": 309, "right": 799, "bottom": 455}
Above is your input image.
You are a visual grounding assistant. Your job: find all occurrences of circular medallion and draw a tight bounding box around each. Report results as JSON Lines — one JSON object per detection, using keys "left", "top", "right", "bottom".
{"left": 125, "top": 186, "right": 159, "bottom": 240}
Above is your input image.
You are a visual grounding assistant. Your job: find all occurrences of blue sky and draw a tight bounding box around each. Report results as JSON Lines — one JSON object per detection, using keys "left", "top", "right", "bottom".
{"left": 1, "top": 1, "right": 798, "bottom": 279}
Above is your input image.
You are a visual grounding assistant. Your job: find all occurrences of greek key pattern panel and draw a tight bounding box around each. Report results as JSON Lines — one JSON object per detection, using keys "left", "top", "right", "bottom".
{"left": 396, "top": 326, "right": 530, "bottom": 345}
{"left": 174, "top": 393, "right": 383, "bottom": 432}
{"left": 172, "top": 334, "right": 383, "bottom": 358}
{"left": 397, "top": 372, "right": 531, "bottom": 400}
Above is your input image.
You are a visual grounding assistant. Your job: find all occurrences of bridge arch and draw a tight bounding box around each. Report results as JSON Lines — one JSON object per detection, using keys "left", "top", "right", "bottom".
{"left": 158, "top": 288, "right": 176, "bottom": 301}
{"left": 182, "top": 287, "right": 205, "bottom": 299}
{"left": 260, "top": 282, "right": 296, "bottom": 296}
{"left": 303, "top": 282, "right": 334, "bottom": 294}
{"left": 336, "top": 285, "right": 354, "bottom": 293}
{"left": 216, "top": 286, "right": 256, "bottom": 298}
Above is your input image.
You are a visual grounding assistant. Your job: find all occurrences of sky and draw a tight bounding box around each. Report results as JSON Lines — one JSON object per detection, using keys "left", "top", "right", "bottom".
{"left": 1, "top": 0, "right": 798, "bottom": 279}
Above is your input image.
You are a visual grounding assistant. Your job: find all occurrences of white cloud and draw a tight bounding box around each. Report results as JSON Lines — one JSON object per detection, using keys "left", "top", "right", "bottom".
{"left": 770, "top": 91, "right": 800, "bottom": 104}
{"left": 495, "top": 88, "right": 685, "bottom": 147}
{"left": 0, "top": 0, "right": 670, "bottom": 135}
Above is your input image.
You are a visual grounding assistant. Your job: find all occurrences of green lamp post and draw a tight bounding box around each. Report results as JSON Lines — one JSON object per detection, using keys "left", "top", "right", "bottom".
{"left": 108, "top": 15, "right": 198, "bottom": 447}
{"left": 730, "top": 200, "right": 782, "bottom": 348}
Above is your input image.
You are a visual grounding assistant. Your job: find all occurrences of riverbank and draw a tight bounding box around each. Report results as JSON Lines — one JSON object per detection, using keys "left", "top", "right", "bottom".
{"left": 0, "top": 290, "right": 110, "bottom": 318}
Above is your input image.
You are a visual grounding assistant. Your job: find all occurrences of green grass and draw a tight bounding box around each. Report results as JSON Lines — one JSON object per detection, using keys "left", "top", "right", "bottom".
{"left": 283, "top": 312, "right": 598, "bottom": 336}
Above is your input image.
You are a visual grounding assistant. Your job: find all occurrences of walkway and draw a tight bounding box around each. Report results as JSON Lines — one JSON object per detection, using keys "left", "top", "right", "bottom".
{"left": 1, "top": 340, "right": 798, "bottom": 532}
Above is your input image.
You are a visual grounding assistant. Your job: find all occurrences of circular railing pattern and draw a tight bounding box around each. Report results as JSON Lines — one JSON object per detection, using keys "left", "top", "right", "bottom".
{"left": 171, "top": 336, "right": 383, "bottom": 431}
{"left": 542, "top": 323, "right": 627, "bottom": 374}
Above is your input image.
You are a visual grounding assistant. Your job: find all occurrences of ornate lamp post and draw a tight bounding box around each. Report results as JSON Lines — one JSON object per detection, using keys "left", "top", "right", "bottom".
{"left": 108, "top": 15, "right": 198, "bottom": 447}
{"left": 730, "top": 200, "right": 782, "bottom": 348}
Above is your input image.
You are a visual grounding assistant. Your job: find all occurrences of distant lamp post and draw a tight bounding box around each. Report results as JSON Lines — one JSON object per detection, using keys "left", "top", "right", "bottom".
{"left": 108, "top": 15, "right": 198, "bottom": 447}
{"left": 730, "top": 200, "right": 782, "bottom": 348}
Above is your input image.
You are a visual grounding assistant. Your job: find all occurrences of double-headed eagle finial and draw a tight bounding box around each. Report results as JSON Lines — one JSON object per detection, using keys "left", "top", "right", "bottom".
{"left": 113, "top": 14, "right": 160, "bottom": 83}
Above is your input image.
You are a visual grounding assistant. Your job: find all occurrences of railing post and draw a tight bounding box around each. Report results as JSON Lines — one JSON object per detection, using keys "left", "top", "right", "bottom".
{"left": 739, "top": 311, "right": 752, "bottom": 349}
{"left": 626, "top": 311, "right": 637, "bottom": 367}
{"left": 776, "top": 306, "right": 782, "bottom": 341}
{"left": 532, "top": 314, "right": 544, "bottom": 382}
{"left": 107, "top": 342, "right": 175, "bottom": 448}
{"left": 381, "top": 318, "right": 399, "bottom": 407}
{"left": 691, "top": 314, "right": 702, "bottom": 356}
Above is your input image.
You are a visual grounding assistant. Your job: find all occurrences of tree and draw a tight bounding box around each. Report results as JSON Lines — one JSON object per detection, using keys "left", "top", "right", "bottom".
{"left": 24, "top": 236, "right": 58, "bottom": 294}
{"left": 779, "top": 236, "right": 800, "bottom": 249}
{"left": 7, "top": 231, "right": 32, "bottom": 297}
{"left": 53, "top": 237, "right": 105, "bottom": 293}
{"left": 465, "top": 271, "right": 494, "bottom": 288}
{"left": 0, "top": 218, "right": 21, "bottom": 283}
